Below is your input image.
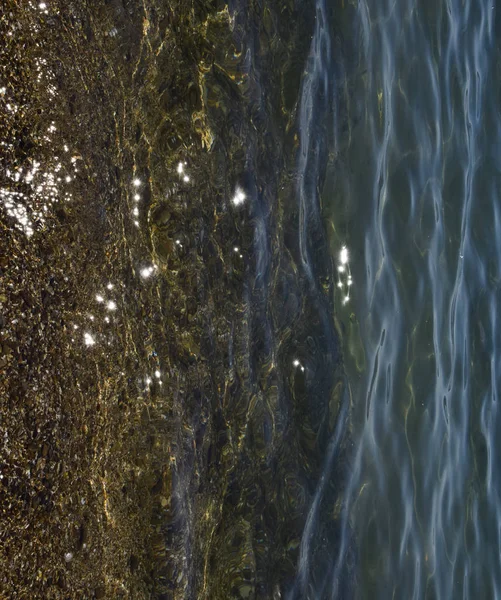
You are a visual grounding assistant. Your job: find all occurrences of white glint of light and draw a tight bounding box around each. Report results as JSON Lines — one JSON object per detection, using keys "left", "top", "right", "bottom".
{"left": 39, "top": 2, "right": 47, "bottom": 9}
{"left": 134, "top": 220, "right": 140, "bottom": 227}
{"left": 133, "top": 207, "right": 139, "bottom": 216}
{"left": 95, "top": 294, "right": 104, "bottom": 303}
{"left": 84, "top": 333, "right": 95, "bottom": 346}
{"left": 107, "top": 283, "right": 114, "bottom": 290}
{"left": 134, "top": 194, "right": 140, "bottom": 201}
{"left": 177, "top": 162, "right": 184, "bottom": 174}
{"left": 293, "top": 359, "right": 305, "bottom": 372}
{"left": 155, "top": 370, "right": 161, "bottom": 379}
{"left": 140, "top": 266, "right": 155, "bottom": 279}
{"left": 133, "top": 178, "right": 141, "bottom": 187}
{"left": 234, "top": 247, "right": 239, "bottom": 253}
{"left": 337, "top": 244, "right": 353, "bottom": 305}
{"left": 105, "top": 317, "right": 110, "bottom": 323}
{"left": 146, "top": 377, "right": 152, "bottom": 386}
{"left": 106, "top": 301, "right": 117, "bottom": 311}
{"left": 183, "top": 175, "right": 190, "bottom": 183}
{"left": 231, "top": 187, "right": 246, "bottom": 206}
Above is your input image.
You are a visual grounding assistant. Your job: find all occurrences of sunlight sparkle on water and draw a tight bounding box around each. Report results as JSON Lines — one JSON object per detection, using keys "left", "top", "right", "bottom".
{"left": 140, "top": 266, "right": 154, "bottom": 279}
{"left": 84, "top": 333, "right": 95, "bottom": 347}
{"left": 231, "top": 187, "right": 246, "bottom": 206}
{"left": 337, "top": 244, "right": 353, "bottom": 305}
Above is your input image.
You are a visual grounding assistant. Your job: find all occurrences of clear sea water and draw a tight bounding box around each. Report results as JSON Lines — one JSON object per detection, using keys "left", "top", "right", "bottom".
{"left": 301, "top": 0, "right": 501, "bottom": 597}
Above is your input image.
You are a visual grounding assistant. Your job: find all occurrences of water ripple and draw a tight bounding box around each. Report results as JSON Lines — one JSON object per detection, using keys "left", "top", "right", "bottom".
{"left": 326, "top": 0, "right": 501, "bottom": 596}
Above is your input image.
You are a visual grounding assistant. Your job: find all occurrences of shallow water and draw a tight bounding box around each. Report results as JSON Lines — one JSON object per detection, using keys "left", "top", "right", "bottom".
{"left": 3, "top": 0, "right": 501, "bottom": 597}
{"left": 320, "top": 0, "right": 501, "bottom": 597}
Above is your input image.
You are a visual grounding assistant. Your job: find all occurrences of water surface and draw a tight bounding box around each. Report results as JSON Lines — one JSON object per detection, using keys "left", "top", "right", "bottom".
{"left": 322, "top": 0, "right": 501, "bottom": 597}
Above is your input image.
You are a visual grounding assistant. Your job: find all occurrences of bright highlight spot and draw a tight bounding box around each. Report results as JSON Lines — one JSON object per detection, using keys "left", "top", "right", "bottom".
{"left": 84, "top": 333, "right": 95, "bottom": 346}
{"left": 140, "top": 266, "right": 154, "bottom": 279}
{"left": 337, "top": 243, "right": 353, "bottom": 306}
{"left": 106, "top": 300, "right": 117, "bottom": 311}
{"left": 95, "top": 294, "right": 104, "bottom": 303}
{"left": 133, "top": 178, "right": 141, "bottom": 187}
{"left": 231, "top": 187, "right": 246, "bottom": 207}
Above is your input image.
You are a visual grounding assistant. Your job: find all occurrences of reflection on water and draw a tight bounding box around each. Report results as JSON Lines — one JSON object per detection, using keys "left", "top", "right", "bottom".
{"left": 326, "top": 0, "right": 501, "bottom": 597}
